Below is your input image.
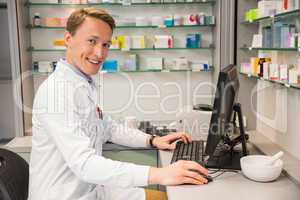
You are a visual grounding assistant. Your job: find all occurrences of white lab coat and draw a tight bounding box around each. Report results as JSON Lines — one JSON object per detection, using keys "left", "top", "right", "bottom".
{"left": 28, "top": 60, "right": 151, "bottom": 200}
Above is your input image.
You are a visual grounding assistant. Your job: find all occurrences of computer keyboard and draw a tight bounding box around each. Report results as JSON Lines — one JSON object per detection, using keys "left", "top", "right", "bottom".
{"left": 171, "top": 140, "right": 205, "bottom": 165}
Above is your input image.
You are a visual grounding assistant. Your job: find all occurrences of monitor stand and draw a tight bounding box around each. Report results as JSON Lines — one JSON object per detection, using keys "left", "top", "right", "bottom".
{"left": 205, "top": 103, "right": 249, "bottom": 170}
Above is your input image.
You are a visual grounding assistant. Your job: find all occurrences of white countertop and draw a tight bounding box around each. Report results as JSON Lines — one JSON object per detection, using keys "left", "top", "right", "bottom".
{"left": 159, "top": 150, "right": 300, "bottom": 200}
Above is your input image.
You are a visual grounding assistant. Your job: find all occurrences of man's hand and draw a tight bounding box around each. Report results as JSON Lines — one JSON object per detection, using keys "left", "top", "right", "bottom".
{"left": 149, "top": 160, "right": 208, "bottom": 185}
{"left": 152, "top": 132, "right": 192, "bottom": 150}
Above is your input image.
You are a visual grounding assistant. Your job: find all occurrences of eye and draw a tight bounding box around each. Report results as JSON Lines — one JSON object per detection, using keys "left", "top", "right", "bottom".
{"left": 88, "top": 39, "right": 97, "bottom": 45}
{"left": 103, "top": 43, "right": 111, "bottom": 49}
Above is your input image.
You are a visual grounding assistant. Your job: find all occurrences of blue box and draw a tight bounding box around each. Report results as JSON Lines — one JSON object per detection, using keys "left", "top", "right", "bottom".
{"left": 102, "top": 60, "right": 118, "bottom": 72}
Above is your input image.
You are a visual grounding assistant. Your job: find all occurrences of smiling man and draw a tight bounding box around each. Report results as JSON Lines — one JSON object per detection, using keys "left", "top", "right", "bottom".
{"left": 28, "top": 8, "right": 208, "bottom": 200}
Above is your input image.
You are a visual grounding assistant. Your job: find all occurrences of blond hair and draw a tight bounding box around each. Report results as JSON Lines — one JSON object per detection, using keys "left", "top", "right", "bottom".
{"left": 66, "top": 7, "right": 115, "bottom": 36}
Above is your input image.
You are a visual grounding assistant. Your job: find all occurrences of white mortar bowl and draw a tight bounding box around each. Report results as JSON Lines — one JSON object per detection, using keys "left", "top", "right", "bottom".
{"left": 240, "top": 155, "right": 283, "bottom": 182}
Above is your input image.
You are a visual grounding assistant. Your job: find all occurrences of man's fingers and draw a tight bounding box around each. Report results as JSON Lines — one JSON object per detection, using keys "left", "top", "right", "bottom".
{"left": 184, "top": 161, "right": 208, "bottom": 176}
{"left": 184, "top": 170, "right": 208, "bottom": 184}
{"left": 168, "top": 133, "right": 191, "bottom": 144}
{"left": 182, "top": 177, "right": 204, "bottom": 185}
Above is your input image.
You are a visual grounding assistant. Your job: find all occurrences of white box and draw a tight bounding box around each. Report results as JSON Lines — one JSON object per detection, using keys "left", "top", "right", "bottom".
{"left": 154, "top": 35, "right": 173, "bottom": 48}
{"left": 131, "top": 35, "right": 145, "bottom": 49}
{"left": 38, "top": 61, "right": 52, "bottom": 73}
{"left": 174, "top": 58, "right": 189, "bottom": 70}
{"left": 279, "top": 64, "right": 288, "bottom": 81}
{"left": 46, "top": 0, "right": 58, "bottom": 3}
{"left": 145, "top": 57, "right": 163, "bottom": 70}
{"left": 263, "top": 62, "right": 270, "bottom": 79}
{"left": 252, "top": 34, "right": 263, "bottom": 48}
{"left": 269, "top": 63, "right": 279, "bottom": 81}
{"left": 135, "top": 17, "right": 149, "bottom": 26}
{"left": 151, "top": 16, "right": 164, "bottom": 27}
{"left": 289, "top": 68, "right": 300, "bottom": 84}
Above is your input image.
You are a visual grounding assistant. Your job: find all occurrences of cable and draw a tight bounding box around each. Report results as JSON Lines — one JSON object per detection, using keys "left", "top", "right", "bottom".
{"left": 210, "top": 169, "right": 240, "bottom": 179}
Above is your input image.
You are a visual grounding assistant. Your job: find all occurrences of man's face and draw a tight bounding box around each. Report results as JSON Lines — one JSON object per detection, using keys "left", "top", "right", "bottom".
{"left": 64, "top": 17, "right": 112, "bottom": 75}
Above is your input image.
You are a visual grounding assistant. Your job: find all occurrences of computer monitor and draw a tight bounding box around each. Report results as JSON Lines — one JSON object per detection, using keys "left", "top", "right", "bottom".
{"left": 204, "top": 64, "right": 248, "bottom": 170}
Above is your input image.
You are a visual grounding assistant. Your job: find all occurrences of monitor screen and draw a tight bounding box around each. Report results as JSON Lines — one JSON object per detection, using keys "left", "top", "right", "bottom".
{"left": 205, "top": 64, "right": 240, "bottom": 157}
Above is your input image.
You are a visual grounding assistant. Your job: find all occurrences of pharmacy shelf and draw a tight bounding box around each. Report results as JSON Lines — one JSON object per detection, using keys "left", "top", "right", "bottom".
{"left": 240, "top": 47, "right": 300, "bottom": 52}
{"left": 28, "top": 46, "right": 214, "bottom": 52}
{"left": 32, "top": 68, "right": 213, "bottom": 75}
{"left": 239, "top": 72, "right": 300, "bottom": 90}
{"left": 25, "top": 1, "right": 216, "bottom": 7}
{"left": 241, "top": 9, "right": 300, "bottom": 24}
{"left": 28, "top": 24, "right": 215, "bottom": 29}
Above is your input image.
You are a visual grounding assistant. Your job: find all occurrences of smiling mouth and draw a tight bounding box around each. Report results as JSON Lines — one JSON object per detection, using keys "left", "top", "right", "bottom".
{"left": 87, "top": 58, "right": 102, "bottom": 65}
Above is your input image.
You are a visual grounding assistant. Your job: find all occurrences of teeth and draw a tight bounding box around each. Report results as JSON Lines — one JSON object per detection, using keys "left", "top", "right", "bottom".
{"left": 88, "top": 59, "right": 100, "bottom": 64}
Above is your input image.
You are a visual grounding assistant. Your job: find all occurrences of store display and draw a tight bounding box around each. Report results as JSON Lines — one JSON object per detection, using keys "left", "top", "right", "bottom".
{"left": 263, "top": 62, "right": 270, "bottom": 80}
{"left": 190, "top": 60, "right": 209, "bottom": 71}
{"left": 173, "top": 57, "right": 189, "bottom": 70}
{"left": 164, "top": 15, "right": 174, "bottom": 27}
{"left": 240, "top": 63, "right": 251, "bottom": 74}
{"left": 33, "top": 61, "right": 55, "bottom": 73}
{"left": 135, "top": 17, "right": 149, "bottom": 26}
{"left": 131, "top": 35, "right": 145, "bottom": 49}
{"left": 117, "top": 35, "right": 131, "bottom": 50}
{"left": 154, "top": 35, "right": 173, "bottom": 48}
{"left": 252, "top": 34, "right": 263, "bottom": 48}
{"left": 279, "top": 64, "right": 288, "bottom": 81}
{"left": 53, "top": 39, "right": 65, "bottom": 49}
{"left": 44, "top": 17, "right": 61, "bottom": 27}
{"left": 173, "top": 15, "right": 183, "bottom": 26}
{"left": 102, "top": 60, "right": 118, "bottom": 72}
{"left": 151, "top": 16, "right": 164, "bottom": 27}
{"left": 186, "top": 33, "right": 201, "bottom": 48}
{"left": 33, "top": 13, "right": 41, "bottom": 27}
{"left": 145, "top": 57, "right": 163, "bottom": 70}
{"left": 289, "top": 67, "right": 300, "bottom": 84}
{"left": 29, "top": 2, "right": 215, "bottom": 74}
{"left": 122, "top": 54, "right": 138, "bottom": 71}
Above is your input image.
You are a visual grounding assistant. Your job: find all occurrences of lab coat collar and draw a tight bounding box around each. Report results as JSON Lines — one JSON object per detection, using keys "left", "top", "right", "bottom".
{"left": 59, "top": 59, "right": 94, "bottom": 86}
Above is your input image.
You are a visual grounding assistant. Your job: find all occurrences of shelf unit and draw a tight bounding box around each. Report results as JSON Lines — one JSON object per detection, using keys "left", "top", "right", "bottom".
{"left": 28, "top": 24, "right": 215, "bottom": 29}
{"left": 241, "top": 8, "right": 300, "bottom": 24}
{"left": 25, "top": 1, "right": 216, "bottom": 7}
{"left": 29, "top": 46, "right": 214, "bottom": 52}
{"left": 239, "top": 3, "right": 300, "bottom": 87}
{"left": 28, "top": 1, "right": 216, "bottom": 72}
{"left": 15, "top": 0, "right": 220, "bottom": 135}
{"left": 236, "top": 0, "right": 300, "bottom": 163}
{"left": 32, "top": 67, "right": 213, "bottom": 75}
{"left": 239, "top": 72, "right": 300, "bottom": 90}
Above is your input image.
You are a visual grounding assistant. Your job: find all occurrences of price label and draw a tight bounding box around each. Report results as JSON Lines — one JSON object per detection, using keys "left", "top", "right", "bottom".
{"left": 247, "top": 74, "right": 251, "bottom": 78}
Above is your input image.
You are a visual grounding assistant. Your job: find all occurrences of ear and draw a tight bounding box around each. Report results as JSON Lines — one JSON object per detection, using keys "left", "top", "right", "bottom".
{"left": 64, "top": 31, "right": 72, "bottom": 48}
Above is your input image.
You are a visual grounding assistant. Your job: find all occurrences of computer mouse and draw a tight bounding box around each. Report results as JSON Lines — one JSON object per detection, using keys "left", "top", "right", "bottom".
{"left": 191, "top": 170, "right": 213, "bottom": 184}
{"left": 205, "top": 175, "right": 213, "bottom": 183}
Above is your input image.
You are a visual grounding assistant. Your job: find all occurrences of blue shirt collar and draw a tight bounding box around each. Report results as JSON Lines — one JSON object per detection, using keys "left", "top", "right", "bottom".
{"left": 60, "top": 59, "right": 94, "bottom": 85}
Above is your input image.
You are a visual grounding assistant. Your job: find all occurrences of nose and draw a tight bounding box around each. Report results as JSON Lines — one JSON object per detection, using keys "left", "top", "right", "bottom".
{"left": 94, "top": 45, "right": 104, "bottom": 59}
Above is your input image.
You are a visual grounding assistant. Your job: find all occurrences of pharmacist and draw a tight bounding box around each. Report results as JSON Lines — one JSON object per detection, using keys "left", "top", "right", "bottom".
{"left": 28, "top": 8, "right": 208, "bottom": 200}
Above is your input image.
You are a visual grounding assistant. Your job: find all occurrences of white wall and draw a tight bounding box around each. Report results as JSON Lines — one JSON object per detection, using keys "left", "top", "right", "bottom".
{"left": 256, "top": 81, "right": 300, "bottom": 160}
